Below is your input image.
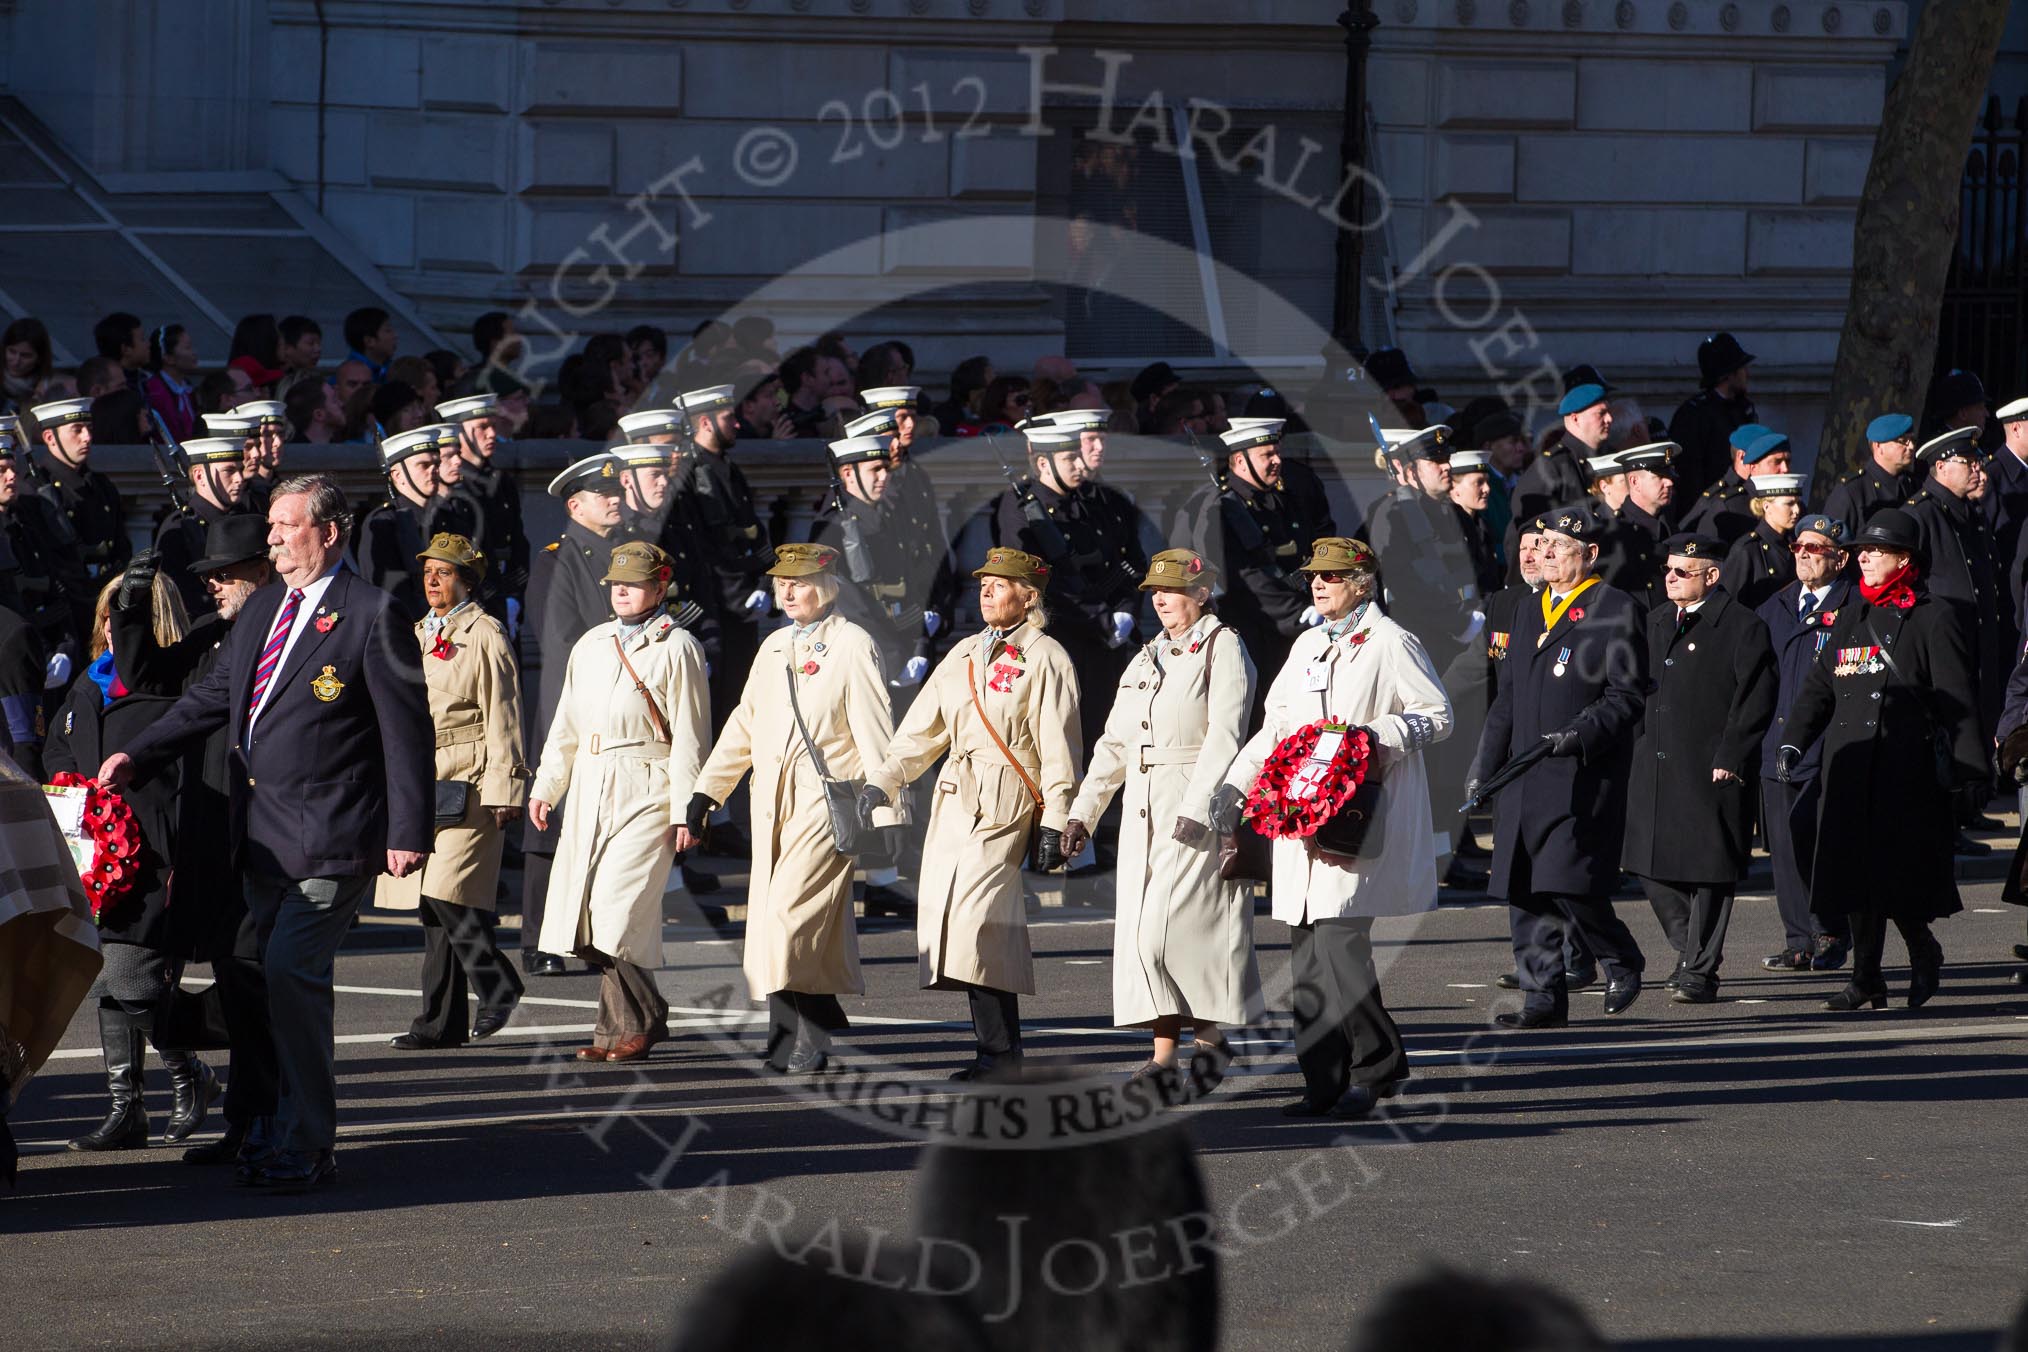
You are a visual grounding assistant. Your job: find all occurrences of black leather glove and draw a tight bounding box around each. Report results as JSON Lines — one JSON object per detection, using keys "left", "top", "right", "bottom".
{"left": 1062, "top": 819, "right": 1091, "bottom": 859}
{"left": 1542, "top": 728, "right": 1581, "bottom": 758}
{"left": 1209, "top": 783, "right": 1246, "bottom": 835}
{"left": 1463, "top": 778, "right": 1482, "bottom": 806}
{"left": 1774, "top": 745, "right": 1801, "bottom": 784}
{"left": 115, "top": 550, "right": 159, "bottom": 613}
{"left": 1033, "top": 826, "right": 1066, "bottom": 873}
{"left": 684, "top": 793, "right": 715, "bottom": 837}
{"left": 1172, "top": 816, "right": 1209, "bottom": 847}
{"left": 856, "top": 784, "right": 890, "bottom": 829}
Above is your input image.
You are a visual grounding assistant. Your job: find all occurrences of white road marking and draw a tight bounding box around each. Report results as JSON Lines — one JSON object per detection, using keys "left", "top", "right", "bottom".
{"left": 1878, "top": 1218, "right": 1965, "bottom": 1229}
{"left": 1447, "top": 983, "right": 1489, "bottom": 989}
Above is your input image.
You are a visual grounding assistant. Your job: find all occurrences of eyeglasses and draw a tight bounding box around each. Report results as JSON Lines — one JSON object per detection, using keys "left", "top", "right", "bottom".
{"left": 1010, "top": 393, "right": 1032, "bottom": 407}
{"left": 1792, "top": 542, "right": 1840, "bottom": 557}
{"left": 1310, "top": 571, "right": 1348, "bottom": 583}
{"left": 1663, "top": 565, "right": 1712, "bottom": 579}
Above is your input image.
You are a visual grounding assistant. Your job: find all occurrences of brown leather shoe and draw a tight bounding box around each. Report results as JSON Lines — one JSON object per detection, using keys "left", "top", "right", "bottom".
{"left": 604, "top": 1034, "right": 654, "bottom": 1063}
{"left": 575, "top": 1046, "right": 608, "bottom": 1062}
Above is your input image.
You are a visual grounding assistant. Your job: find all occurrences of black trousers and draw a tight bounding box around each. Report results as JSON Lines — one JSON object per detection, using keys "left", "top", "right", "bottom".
{"left": 764, "top": 991, "right": 849, "bottom": 1067}
{"left": 1762, "top": 776, "right": 1848, "bottom": 951}
{"left": 1509, "top": 893, "right": 1644, "bottom": 1017}
{"left": 412, "top": 896, "right": 525, "bottom": 1043}
{"left": 212, "top": 908, "right": 278, "bottom": 1126}
{"left": 1289, "top": 918, "right": 1407, "bottom": 1100}
{"left": 519, "top": 841, "right": 553, "bottom": 955}
{"left": 1641, "top": 878, "right": 1735, "bottom": 996}
{"left": 1850, "top": 905, "right": 1937, "bottom": 992}
{"left": 959, "top": 984, "right": 1021, "bottom": 1057}
{"left": 711, "top": 615, "right": 760, "bottom": 737}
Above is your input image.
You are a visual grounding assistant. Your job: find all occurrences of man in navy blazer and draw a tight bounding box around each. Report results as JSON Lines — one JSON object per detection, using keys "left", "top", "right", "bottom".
{"left": 103, "top": 474, "right": 433, "bottom": 1192}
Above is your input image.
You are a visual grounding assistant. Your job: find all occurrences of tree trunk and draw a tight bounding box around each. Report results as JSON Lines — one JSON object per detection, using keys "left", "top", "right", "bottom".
{"left": 1814, "top": 0, "right": 2011, "bottom": 496}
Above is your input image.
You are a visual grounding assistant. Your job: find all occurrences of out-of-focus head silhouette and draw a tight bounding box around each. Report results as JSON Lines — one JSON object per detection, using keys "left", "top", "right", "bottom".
{"left": 1344, "top": 1267, "right": 1607, "bottom": 1352}
{"left": 665, "top": 1237, "right": 988, "bottom": 1352}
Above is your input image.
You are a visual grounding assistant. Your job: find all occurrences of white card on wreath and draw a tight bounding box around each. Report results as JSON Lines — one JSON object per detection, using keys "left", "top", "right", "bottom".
{"left": 40, "top": 784, "right": 94, "bottom": 877}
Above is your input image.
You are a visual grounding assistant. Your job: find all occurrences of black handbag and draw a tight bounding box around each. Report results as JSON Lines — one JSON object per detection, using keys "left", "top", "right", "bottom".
{"left": 1311, "top": 773, "right": 1389, "bottom": 860}
{"left": 785, "top": 658, "right": 868, "bottom": 857}
{"left": 434, "top": 780, "right": 471, "bottom": 827}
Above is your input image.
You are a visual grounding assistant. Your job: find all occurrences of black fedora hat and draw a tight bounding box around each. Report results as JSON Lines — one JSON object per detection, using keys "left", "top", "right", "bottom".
{"left": 188, "top": 512, "right": 272, "bottom": 574}
{"left": 1848, "top": 507, "right": 1924, "bottom": 562}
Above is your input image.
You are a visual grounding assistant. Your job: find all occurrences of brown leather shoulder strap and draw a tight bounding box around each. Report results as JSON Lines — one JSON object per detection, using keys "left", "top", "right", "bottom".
{"left": 967, "top": 656, "right": 1044, "bottom": 811}
{"left": 614, "top": 635, "right": 671, "bottom": 743}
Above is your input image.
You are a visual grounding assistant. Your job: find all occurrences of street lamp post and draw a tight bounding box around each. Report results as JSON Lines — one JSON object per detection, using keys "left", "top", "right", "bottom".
{"left": 1331, "top": 1, "right": 1380, "bottom": 357}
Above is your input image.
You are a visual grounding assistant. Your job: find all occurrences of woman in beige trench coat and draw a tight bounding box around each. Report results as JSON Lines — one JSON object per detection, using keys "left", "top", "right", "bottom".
{"left": 1066, "top": 549, "right": 1263, "bottom": 1080}
{"left": 860, "top": 547, "right": 1081, "bottom": 1081}
{"left": 690, "top": 541, "right": 899, "bottom": 1074}
{"left": 376, "top": 533, "right": 530, "bottom": 1049}
{"left": 529, "top": 541, "right": 710, "bottom": 1064}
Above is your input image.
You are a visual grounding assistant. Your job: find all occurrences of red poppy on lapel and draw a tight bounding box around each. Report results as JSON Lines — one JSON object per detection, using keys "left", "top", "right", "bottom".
{"left": 802, "top": 660, "right": 819, "bottom": 675}
{"left": 315, "top": 612, "right": 340, "bottom": 634}
{"left": 1568, "top": 607, "right": 1585, "bottom": 622}
{"left": 429, "top": 634, "right": 456, "bottom": 662}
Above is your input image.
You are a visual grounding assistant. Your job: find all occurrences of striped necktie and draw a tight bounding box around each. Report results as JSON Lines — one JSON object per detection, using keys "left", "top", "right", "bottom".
{"left": 248, "top": 588, "right": 305, "bottom": 719}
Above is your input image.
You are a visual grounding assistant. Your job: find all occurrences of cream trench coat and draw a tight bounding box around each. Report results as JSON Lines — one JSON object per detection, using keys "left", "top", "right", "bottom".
{"left": 694, "top": 612, "right": 898, "bottom": 1000}
{"left": 531, "top": 614, "right": 709, "bottom": 967}
{"left": 377, "top": 604, "right": 527, "bottom": 912}
{"left": 868, "top": 616, "right": 1080, "bottom": 994}
{"left": 1069, "top": 614, "right": 1265, "bottom": 1028}
{"left": 1224, "top": 610, "right": 1453, "bottom": 925}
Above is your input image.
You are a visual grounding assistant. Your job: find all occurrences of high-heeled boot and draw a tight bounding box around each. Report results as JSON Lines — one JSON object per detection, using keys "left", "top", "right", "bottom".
{"left": 160, "top": 1050, "right": 220, "bottom": 1145}
{"left": 1822, "top": 983, "right": 1888, "bottom": 1012}
{"left": 67, "top": 1006, "right": 150, "bottom": 1151}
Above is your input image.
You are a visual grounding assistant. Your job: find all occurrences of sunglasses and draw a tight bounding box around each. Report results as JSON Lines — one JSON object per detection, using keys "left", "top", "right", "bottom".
{"left": 1311, "top": 571, "right": 1350, "bottom": 583}
{"left": 1791, "top": 542, "right": 1841, "bottom": 557}
{"left": 1663, "top": 565, "right": 1713, "bottom": 579}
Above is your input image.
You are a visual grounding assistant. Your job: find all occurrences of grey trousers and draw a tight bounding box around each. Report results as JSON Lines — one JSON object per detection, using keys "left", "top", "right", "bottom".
{"left": 590, "top": 958, "right": 668, "bottom": 1048}
{"left": 245, "top": 872, "right": 369, "bottom": 1154}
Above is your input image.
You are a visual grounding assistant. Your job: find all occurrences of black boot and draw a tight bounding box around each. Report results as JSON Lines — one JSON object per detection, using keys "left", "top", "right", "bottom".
{"left": 182, "top": 1117, "right": 249, "bottom": 1165}
{"left": 161, "top": 1051, "right": 220, "bottom": 1145}
{"left": 67, "top": 1006, "right": 150, "bottom": 1152}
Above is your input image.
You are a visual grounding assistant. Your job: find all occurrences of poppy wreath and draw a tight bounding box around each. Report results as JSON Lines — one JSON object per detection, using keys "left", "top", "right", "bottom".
{"left": 1243, "top": 720, "right": 1372, "bottom": 840}
{"left": 48, "top": 771, "right": 144, "bottom": 921}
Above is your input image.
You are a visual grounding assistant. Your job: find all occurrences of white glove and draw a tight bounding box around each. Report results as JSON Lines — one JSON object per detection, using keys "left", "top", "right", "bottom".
{"left": 1455, "top": 610, "right": 1486, "bottom": 645}
{"left": 1300, "top": 606, "right": 1325, "bottom": 628}
{"left": 505, "top": 596, "right": 522, "bottom": 641}
{"left": 923, "top": 611, "right": 943, "bottom": 638}
{"left": 903, "top": 655, "right": 929, "bottom": 684}
{"left": 43, "top": 651, "right": 72, "bottom": 690}
{"left": 1107, "top": 611, "right": 1134, "bottom": 648}
{"left": 744, "top": 589, "right": 770, "bottom": 614}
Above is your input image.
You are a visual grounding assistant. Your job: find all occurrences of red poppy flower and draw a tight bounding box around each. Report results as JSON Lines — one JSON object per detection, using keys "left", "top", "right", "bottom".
{"left": 1568, "top": 607, "right": 1585, "bottom": 621}
{"left": 48, "top": 771, "right": 145, "bottom": 921}
{"left": 1004, "top": 645, "right": 1024, "bottom": 662}
{"left": 429, "top": 634, "right": 456, "bottom": 662}
{"left": 1348, "top": 632, "right": 1369, "bottom": 646}
{"left": 1241, "top": 721, "right": 1372, "bottom": 844}
{"left": 315, "top": 613, "right": 339, "bottom": 633}
{"left": 802, "top": 660, "right": 819, "bottom": 675}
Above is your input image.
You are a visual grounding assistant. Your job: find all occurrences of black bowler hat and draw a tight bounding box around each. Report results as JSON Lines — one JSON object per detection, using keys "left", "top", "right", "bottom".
{"left": 1697, "top": 332, "right": 1755, "bottom": 386}
{"left": 1363, "top": 346, "right": 1418, "bottom": 391}
{"left": 1562, "top": 363, "right": 1617, "bottom": 395}
{"left": 188, "top": 513, "right": 272, "bottom": 574}
{"left": 1849, "top": 507, "right": 1924, "bottom": 561}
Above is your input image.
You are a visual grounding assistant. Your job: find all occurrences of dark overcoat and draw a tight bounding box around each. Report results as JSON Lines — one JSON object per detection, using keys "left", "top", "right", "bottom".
{"left": 1470, "top": 577, "right": 1646, "bottom": 899}
{"left": 1621, "top": 588, "right": 1776, "bottom": 883}
{"left": 1786, "top": 589, "right": 1982, "bottom": 920}
{"left": 1755, "top": 577, "right": 1853, "bottom": 783}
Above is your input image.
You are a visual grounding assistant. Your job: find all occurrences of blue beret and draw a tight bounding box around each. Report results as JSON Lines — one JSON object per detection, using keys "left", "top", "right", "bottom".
{"left": 1865, "top": 413, "right": 1914, "bottom": 444}
{"left": 1557, "top": 383, "right": 1606, "bottom": 417}
{"left": 1742, "top": 431, "right": 1790, "bottom": 465}
{"left": 1728, "top": 422, "right": 1772, "bottom": 452}
{"left": 1795, "top": 513, "right": 1846, "bottom": 545}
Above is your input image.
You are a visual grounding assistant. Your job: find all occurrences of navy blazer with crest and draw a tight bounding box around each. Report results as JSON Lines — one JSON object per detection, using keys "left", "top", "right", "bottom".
{"left": 121, "top": 566, "right": 434, "bottom": 880}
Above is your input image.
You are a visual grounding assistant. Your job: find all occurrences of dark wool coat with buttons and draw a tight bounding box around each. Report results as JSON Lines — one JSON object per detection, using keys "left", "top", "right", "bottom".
{"left": 1786, "top": 588, "right": 1983, "bottom": 920}
{"left": 1718, "top": 518, "right": 1796, "bottom": 612}
{"left": 1621, "top": 587, "right": 1777, "bottom": 884}
{"left": 1470, "top": 578, "right": 1647, "bottom": 900}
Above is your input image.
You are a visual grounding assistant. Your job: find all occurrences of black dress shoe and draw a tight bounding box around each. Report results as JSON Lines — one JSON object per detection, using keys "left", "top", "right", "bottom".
{"left": 1967, "top": 812, "right": 2006, "bottom": 832}
{"left": 2011, "top": 968, "right": 2028, "bottom": 988}
{"left": 1495, "top": 972, "right": 1521, "bottom": 990}
{"left": 1564, "top": 966, "right": 1599, "bottom": 990}
{"left": 1279, "top": 1095, "right": 1336, "bottom": 1117}
{"left": 1602, "top": 975, "right": 1642, "bottom": 1015}
{"left": 1953, "top": 832, "right": 1992, "bottom": 857}
{"left": 861, "top": 884, "right": 916, "bottom": 918}
{"left": 1823, "top": 984, "right": 1887, "bottom": 1011}
{"left": 523, "top": 951, "right": 567, "bottom": 978}
{"left": 182, "top": 1119, "right": 249, "bottom": 1166}
{"left": 1670, "top": 986, "right": 1716, "bottom": 1005}
{"left": 782, "top": 1045, "right": 829, "bottom": 1074}
{"left": 950, "top": 1052, "right": 1021, "bottom": 1083}
{"left": 389, "top": 1031, "right": 463, "bottom": 1050}
{"left": 254, "top": 1148, "right": 338, "bottom": 1193}
{"left": 1907, "top": 939, "right": 1943, "bottom": 1009}
{"left": 470, "top": 1002, "right": 516, "bottom": 1040}
{"left": 1495, "top": 1008, "right": 1568, "bottom": 1029}
{"left": 1329, "top": 1086, "right": 1380, "bottom": 1119}
{"left": 2012, "top": 943, "right": 2028, "bottom": 962}
{"left": 1441, "top": 861, "right": 1488, "bottom": 892}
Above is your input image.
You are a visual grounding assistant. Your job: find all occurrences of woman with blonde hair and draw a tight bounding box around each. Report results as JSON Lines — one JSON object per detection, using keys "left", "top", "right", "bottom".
{"left": 43, "top": 557, "right": 222, "bottom": 1149}
{"left": 690, "top": 542, "right": 898, "bottom": 1073}
{"left": 1720, "top": 473, "right": 1803, "bottom": 610}
{"left": 1067, "top": 548, "right": 1262, "bottom": 1081}
{"left": 859, "top": 548, "right": 1081, "bottom": 1081}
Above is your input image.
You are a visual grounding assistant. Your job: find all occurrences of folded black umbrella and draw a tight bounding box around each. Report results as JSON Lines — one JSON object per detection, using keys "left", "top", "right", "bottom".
{"left": 1459, "top": 736, "right": 1556, "bottom": 815}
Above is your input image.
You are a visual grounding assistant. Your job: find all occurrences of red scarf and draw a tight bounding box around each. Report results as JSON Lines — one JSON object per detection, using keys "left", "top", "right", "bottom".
{"left": 1858, "top": 561, "right": 1919, "bottom": 611}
